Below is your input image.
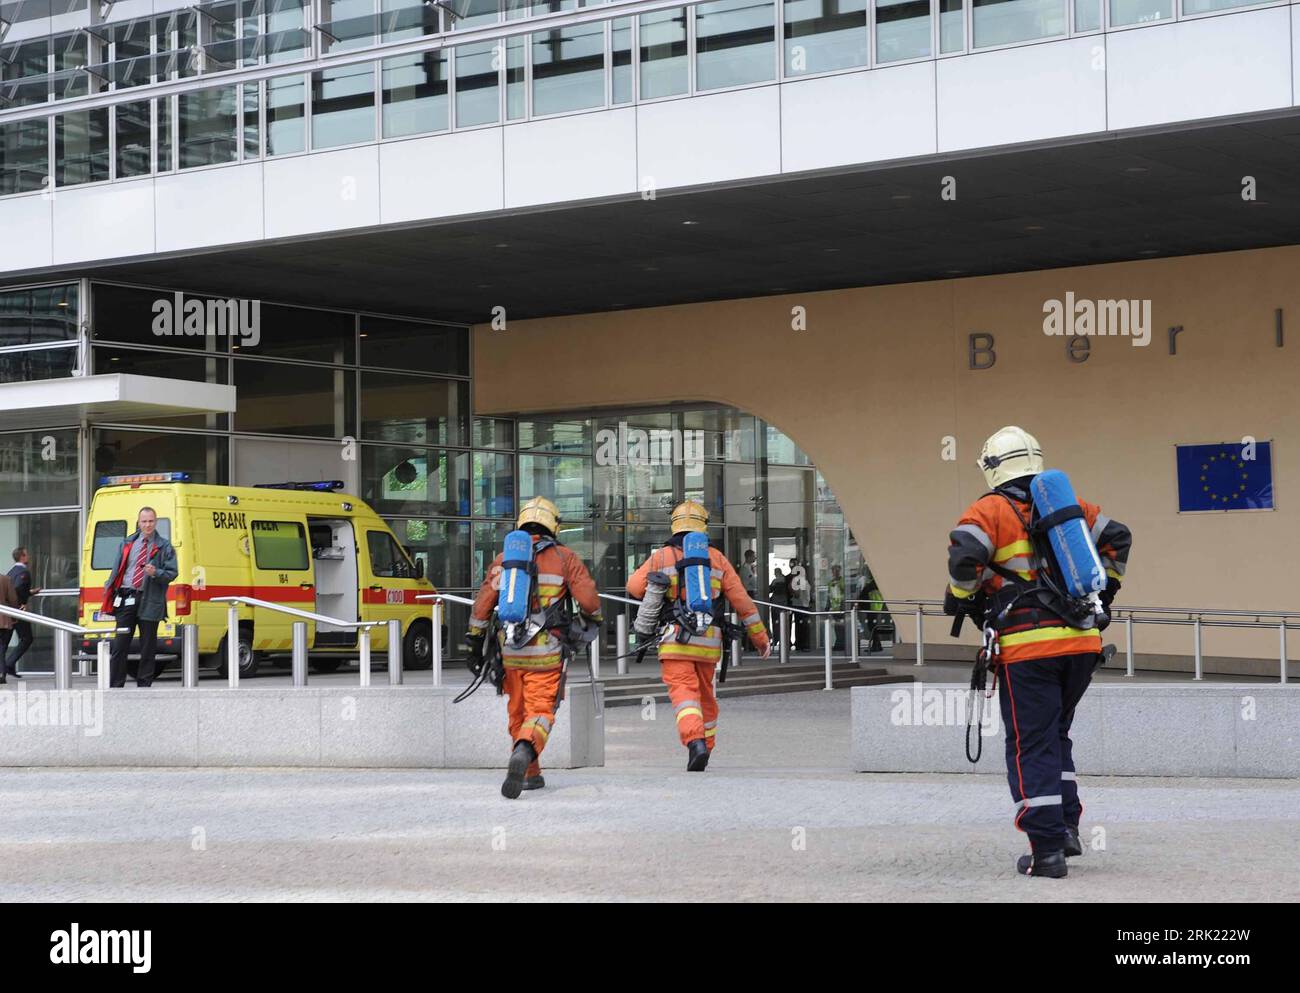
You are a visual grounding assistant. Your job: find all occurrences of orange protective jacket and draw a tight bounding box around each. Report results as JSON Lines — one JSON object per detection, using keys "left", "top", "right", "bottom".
{"left": 469, "top": 536, "right": 601, "bottom": 672}
{"left": 627, "top": 541, "right": 769, "bottom": 664}
{"left": 947, "top": 489, "right": 1131, "bottom": 663}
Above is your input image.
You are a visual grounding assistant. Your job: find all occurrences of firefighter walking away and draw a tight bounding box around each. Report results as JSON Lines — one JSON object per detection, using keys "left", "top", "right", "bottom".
{"left": 945, "top": 427, "right": 1132, "bottom": 878}
{"left": 627, "top": 500, "right": 771, "bottom": 771}
{"left": 467, "top": 496, "right": 602, "bottom": 799}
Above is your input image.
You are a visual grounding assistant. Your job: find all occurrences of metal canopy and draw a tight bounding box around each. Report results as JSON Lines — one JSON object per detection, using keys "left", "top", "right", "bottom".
{"left": 0, "top": 373, "right": 236, "bottom": 429}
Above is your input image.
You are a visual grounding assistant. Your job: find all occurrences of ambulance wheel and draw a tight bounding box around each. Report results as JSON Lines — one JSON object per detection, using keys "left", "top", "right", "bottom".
{"left": 311, "top": 659, "right": 344, "bottom": 673}
{"left": 214, "top": 627, "right": 258, "bottom": 678}
{"left": 404, "top": 620, "right": 433, "bottom": 670}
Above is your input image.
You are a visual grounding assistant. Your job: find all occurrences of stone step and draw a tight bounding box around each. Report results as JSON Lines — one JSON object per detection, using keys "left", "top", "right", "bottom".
{"left": 594, "top": 666, "right": 910, "bottom": 706}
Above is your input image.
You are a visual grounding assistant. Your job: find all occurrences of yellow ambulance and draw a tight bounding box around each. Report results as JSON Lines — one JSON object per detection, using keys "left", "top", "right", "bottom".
{"left": 79, "top": 473, "right": 439, "bottom": 677}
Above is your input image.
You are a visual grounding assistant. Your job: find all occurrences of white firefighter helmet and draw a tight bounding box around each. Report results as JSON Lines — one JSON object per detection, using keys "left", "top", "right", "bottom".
{"left": 978, "top": 426, "right": 1044, "bottom": 489}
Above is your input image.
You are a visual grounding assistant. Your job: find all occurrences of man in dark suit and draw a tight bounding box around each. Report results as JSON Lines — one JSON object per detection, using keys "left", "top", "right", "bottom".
{"left": 5, "top": 547, "right": 39, "bottom": 678}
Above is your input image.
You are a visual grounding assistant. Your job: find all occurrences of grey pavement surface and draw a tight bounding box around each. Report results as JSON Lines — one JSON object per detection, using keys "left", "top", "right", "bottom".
{"left": 1, "top": 691, "right": 1297, "bottom": 902}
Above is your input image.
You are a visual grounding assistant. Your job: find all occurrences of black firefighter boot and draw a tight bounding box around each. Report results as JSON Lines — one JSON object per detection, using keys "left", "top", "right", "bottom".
{"left": 1064, "top": 824, "right": 1083, "bottom": 857}
{"left": 686, "top": 738, "right": 710, "bottom": 772}
{"left": 1017, "top": 848, "right": 1068, "bottom": 878}
{"left": 501, "top": 741, "right": 536, "bottom": 799}
{"left": 522, "top": 774, "right": 546, "bottom": 791}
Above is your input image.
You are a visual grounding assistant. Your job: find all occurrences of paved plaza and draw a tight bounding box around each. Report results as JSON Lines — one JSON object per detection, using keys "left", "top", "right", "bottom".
{"left": 1, "top": 691, "right": 1296, "bottom": 902}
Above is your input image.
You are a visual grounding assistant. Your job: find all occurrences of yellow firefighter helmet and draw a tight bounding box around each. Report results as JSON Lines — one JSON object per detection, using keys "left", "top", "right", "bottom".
{"left": 517, "top": 495, "right": 561, "bottom": 536}
{"left": 670, "top": 499, "right": 709, "bottom": 534}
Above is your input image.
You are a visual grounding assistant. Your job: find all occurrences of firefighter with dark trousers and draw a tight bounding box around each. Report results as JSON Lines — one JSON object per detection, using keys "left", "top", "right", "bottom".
{"left": 467, "top": 496, "right": 601, "bottom": 800}
{"left": 945, "top": 426, "right": 1132, "bottom": 878}
{"left": 627, "top": 500, "right": 771, "bottom": 771}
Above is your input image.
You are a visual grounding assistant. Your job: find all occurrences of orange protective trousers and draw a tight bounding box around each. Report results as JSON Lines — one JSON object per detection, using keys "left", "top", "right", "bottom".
{"left": 661, "top": 659, "right": 719, "bottom": 750}
{"left": 504, "top": 667, "right": 562, "bottom": 776}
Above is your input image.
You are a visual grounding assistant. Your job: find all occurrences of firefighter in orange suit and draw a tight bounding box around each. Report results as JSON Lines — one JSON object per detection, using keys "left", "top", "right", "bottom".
{"left": 627, "top": 500, "right": 771, "bottom": 771}
{"left": 467, "top": 496, "right": 601, "bottom": 799}
{"left": 946, "top": 426, "right": 1132, "bottom": 878}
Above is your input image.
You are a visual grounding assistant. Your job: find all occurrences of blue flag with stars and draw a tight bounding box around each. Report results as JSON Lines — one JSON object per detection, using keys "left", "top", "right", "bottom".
{"left": 1176, "top": 442, "right": 1273, "bottom": 512}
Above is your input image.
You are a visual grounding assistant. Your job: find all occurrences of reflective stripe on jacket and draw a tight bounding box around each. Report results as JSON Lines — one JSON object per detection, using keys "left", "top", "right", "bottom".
{"left": 469, "top": 536, "right": 601, "bottom": 672}
{"left": 627, "top": 542, "right": 767, "bottom": 665}
{"left": 947, "top": 490, "right": 1131, "bottom": 663}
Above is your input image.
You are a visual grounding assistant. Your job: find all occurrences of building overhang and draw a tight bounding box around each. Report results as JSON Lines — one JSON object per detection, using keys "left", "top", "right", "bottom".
{"left": 6, "top": 109, "right": 1300, "bottom": 322}
{"left": 0, "top": 374, "right": 236, "bottom": 430}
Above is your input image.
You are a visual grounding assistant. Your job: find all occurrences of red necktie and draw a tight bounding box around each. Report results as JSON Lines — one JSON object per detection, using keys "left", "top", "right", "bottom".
{"left": 131, "top": 545, "right": 147, "bottom": 588}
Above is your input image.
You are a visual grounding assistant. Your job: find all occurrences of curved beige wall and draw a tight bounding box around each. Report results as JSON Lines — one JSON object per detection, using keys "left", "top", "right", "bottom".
{"left": 474, "top": 246, "right": 1300, "bottom": 659}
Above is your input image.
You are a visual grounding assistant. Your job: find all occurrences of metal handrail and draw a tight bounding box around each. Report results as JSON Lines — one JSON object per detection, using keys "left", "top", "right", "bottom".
{"left": 603, "top": 590, "right": 845, "bottom": 618}
{"left": 599, "top": 593, "right": 641, "bottom": 607}
{"left": 425, "top": 587, "right": 1300, "bottom": 687}
{"left": 848, "top": 596, "right": 1300, "bottom": 620}
{"left": 0, "top": 602, "right": 102, "bottom": 636}
{"left": 415, "top": 591, "right": 473, "bottom": 689}
{"left": 210, "top": 595, "right": 384, "bottom": 629}
{"left": 415, "top": 592, "right": 474, "bottom": 607}
{"left": 842, "top": 597, "right": 1296, "bottom": 683}
{"left": 0, "top": 603, "right": 127, "bottom": 690}
{"left": 414, "top": 590, "right": 601, "bottom": 688}
{"left": 749, "top": 598, "right": 841, "bottom": 617}
{"left": 211, "top": 595, "right": 396, "bottom": 688}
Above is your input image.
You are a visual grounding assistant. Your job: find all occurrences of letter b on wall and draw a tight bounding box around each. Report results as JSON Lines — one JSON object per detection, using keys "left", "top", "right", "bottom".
{"left": 969, "top": 332, "right": 996, "bottom": 370}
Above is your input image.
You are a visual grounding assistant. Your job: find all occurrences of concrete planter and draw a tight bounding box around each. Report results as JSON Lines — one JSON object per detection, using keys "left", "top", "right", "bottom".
{"left": 0, "top": 684, "right": 604, "bottom": 769}
{"left": 851, "top": 682, "right": 1300, "bottom": 778}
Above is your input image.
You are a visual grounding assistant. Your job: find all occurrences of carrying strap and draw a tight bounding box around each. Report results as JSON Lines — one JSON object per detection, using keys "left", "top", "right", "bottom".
{"left": 501, "top": 536, "right": 557, "bottom": 606}
{"left": 1033, "top": 504, "right": 1084, "bottom": 534}
{"left": 988, "top": 491, "right": 1096, "bottom": 629}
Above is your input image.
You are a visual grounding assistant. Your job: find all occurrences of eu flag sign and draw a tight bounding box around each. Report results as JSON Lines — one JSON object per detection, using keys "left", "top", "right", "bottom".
{"left": 1176, "top": 442, "right": 1274, "bottom": 512}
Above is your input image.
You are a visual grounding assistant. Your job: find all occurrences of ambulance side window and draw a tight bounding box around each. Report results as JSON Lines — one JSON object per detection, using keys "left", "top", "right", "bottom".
{"left": 91, "top": 521, "right": 127, "bottom": 569}
{"left": 367, "top": 531, "right": 412, "bottom": 579}
{"left": 251, "top": 521, "right": 309, "bottom": 571}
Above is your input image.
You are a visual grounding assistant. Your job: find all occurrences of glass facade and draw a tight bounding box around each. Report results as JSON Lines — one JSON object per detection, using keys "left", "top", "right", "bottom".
{"left": 972, "top": 0, "right": 1067, "bottom": 49}
{"left": 695, "top": 0, "right": 775, "bottom": 91}
{"left": 532, "top": 22, "right": 606, "bottom": 115}
{"left": 1109, "top": 0, "right": 1174, "bottom": 22}
{"left": 875, "top": 0, "right": 930, "bottom": 63}
{"left": 0, "top": 278, "right": 486, "bottom": 667}
{"left": 0, "top": 0, "right": 1276, "bottom": 199}
{"left": 784, "top": 0, "right": 868, "bottom": 76}
{"left": 0, "top": 277, "right": 874, "bottom": 664}
{"left": 0, "top": 283, "right": 79, "bottom": 385}
{"left": 510, "top": 406, "right": 874, "bottom": 654}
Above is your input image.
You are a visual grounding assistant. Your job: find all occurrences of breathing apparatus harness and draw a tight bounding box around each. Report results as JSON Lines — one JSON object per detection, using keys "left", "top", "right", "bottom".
{"left": 625, "top": 537, "right": 745, "bottom": 682}
{"left": 984, "top": 484, "right": 1105, "bottom": 634}
{"left": 954, "top": 481, "right": 1113, "bottom": 763}
{"left": 457, "top": 536, "right": 602, "bottom": 709}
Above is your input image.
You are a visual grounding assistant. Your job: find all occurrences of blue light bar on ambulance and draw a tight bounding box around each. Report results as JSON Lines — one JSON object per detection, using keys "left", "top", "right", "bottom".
{"left": 253, "top": 480, "right": 345, "bottom": 492}
{"left": 99, "top": 472, "right": 191, "bottom": 486}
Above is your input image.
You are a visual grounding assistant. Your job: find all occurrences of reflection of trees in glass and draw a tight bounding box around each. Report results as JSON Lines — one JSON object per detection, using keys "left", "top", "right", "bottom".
{"left": 384, "top": 456, "right": 426, "bottom": 497}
